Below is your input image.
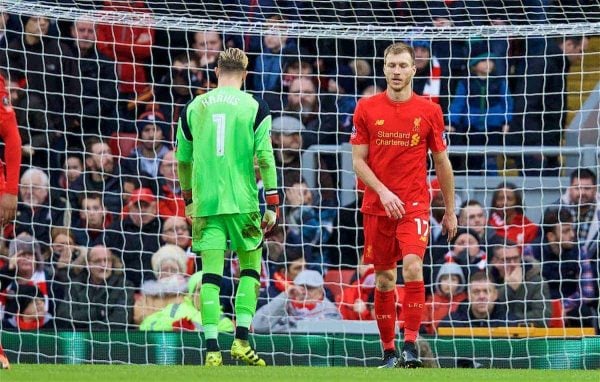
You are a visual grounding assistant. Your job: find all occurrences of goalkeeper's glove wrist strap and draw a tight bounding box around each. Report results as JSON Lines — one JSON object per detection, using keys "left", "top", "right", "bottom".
{"left": 265, "top": 189, "right": 279, "bottom": 207}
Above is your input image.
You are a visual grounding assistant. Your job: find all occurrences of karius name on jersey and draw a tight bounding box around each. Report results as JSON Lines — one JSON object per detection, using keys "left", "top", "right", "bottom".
{"left": 200, "top": 93, "right": 240, "bottom": 107}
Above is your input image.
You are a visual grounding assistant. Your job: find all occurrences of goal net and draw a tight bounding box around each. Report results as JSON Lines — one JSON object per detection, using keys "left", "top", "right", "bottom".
{"left": 0, "top": 0, "right": 599, "bottom": 369}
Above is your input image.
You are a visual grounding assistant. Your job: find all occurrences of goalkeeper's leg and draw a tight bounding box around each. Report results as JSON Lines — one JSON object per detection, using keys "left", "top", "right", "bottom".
{"left": 231, "top": 247, "right": 266, "bottom": 366}
{"left": 200, "top": 249, "right": 225, "bottom": 366}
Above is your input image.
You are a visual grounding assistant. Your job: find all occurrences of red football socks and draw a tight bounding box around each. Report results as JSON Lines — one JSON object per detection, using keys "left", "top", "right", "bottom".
{"left": 375, "top": 288, "right": 397, "bottom": 351}
{"left": 403, "top": 280, "right": 425, "bottom": 344}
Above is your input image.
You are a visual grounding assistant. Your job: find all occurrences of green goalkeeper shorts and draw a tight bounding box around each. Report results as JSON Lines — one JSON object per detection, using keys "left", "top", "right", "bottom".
{"left": 192, "top": 212, "right": 263, "bottom": 252}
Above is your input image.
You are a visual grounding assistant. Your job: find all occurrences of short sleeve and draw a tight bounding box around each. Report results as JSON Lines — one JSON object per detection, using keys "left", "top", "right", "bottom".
{"left": 175, "top": 107, "right": 193, "bottom": 162}
{"left": 350, "top": 99, "right": 370, "bottom": 145}
{"left": 427, "top": 104, "right": 447, "bottom": 153}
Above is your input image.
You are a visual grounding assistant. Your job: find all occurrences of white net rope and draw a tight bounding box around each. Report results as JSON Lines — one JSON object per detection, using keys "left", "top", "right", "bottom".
{"left": 0, "top": 0, "right": 598, "bottom": 368}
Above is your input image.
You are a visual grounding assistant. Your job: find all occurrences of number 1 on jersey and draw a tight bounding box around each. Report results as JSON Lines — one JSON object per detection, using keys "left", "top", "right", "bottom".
{"left": 213, "top": 114, "right": 226, "bottom": 157}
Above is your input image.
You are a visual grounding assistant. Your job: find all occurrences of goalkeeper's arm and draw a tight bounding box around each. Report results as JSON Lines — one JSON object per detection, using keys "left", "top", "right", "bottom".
{"left": 257, "top": 149, "right": 279, "bottom": 236}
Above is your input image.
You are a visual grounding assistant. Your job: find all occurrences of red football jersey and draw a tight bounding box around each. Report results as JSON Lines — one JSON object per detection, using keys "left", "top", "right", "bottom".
{"left": 0, "top": 74, "right": 21, "bottom": 195}
{"left": 350, "top": 92, "right": 446, "bottom": 216}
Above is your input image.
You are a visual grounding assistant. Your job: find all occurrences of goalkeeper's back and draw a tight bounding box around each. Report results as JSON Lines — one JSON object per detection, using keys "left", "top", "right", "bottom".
{"left": 176, "top": 86, "right": 272, "bottom": 217}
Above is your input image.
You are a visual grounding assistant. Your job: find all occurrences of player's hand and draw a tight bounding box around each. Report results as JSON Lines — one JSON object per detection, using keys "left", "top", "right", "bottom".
{"left": 442, "top": 211, "right": 458, "bottom": 242}
{"left": 378, "top": 188, "right": 405, "bottom": 219}
{"left": 0, "top": 193, "right": 17, "bottom": 227}
{"left": 262, "top": 190, "right": 280, "bottom": 237}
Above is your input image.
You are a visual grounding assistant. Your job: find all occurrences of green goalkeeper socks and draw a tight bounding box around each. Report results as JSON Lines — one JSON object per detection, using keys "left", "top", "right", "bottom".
{"left": 200, "top": 250, "right": 225, "bottom": 348}
{"left": 235, "top": 248, "right": 262, "bottom": 336}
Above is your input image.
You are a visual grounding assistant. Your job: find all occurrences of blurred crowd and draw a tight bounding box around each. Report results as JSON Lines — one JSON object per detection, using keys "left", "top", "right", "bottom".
{"left": 0, "top": 1, "right": 598, "bottom": 334}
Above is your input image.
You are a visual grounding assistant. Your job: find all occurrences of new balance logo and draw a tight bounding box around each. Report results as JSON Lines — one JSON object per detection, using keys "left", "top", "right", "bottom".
{"left": 375, "top": 119, "right": 385, "bottom": 126}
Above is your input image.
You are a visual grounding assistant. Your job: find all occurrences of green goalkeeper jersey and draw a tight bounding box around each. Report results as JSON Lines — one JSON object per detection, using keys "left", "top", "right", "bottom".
{"left": 175, "top": 86, "right": 277, "bottom": 217}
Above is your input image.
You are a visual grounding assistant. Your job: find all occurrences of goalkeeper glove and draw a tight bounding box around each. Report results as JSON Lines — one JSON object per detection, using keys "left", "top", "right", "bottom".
{"left": 262, "top": 190, "right": 280, "bottom": 237}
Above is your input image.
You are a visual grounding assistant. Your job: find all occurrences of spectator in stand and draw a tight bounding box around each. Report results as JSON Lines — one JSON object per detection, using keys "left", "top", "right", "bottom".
{"left": 535, "top": 208, "right": 596, "bottom": 327}
{"left": 96, "top": 0, "right": 155, "bottom": 121}
{"left": 327, "top": 187, "right": 364, "bottom": 267}
{"left": 284, "top": 179, "right": 335, "bottom": 269}
{"left": 3, "top": 284, "right": 53, "bottom": 330}
{"left": 70, "top": 16, "right": 118, "bottom": 138}
{"left": 60, "top": 154, "right": 84, "bottom": 191}
{"left": 438, "top": 271, "right": 516, "bottom": 328}
{"left": 153, "top": 52, "right": 203, "bottom": 124}
{"left": 327, "top": 63, "right": 357, "bottom": 136}
{"left": 47, "top": 227, "right": 87, "bottom": 286}
{"left": 489, "top": 182, "right": 538, "bottom": 245}
{"left": 105, "top": 187, "right": 162, "bottom": 288}
{"left": 160, "top": 216, "right": 195, "bottom": 274}
{"left": 283, "top": 76, "right": 339, "bottom": 147}
{"left": 157, "top": 150, "right": 185, "bottom": 218}
{"left": 0, "top": 10, "right": 12, "bottom": 49}
{"left": 552, "top": 168, "right": 599, "bottom": 252}
{"left": 262, "top": 49, "right": 315, "bottom": 112}
{"left": 489, "top": 241, "right": 550, "bottom": 327}
{"left": 253, "top": 269, "right": 341, "bottom": 332}
{"left": 253, "top": 15, "right": 297, "bottom": 94}
{"left": 122, "top": 111, "right": 172, "bottom": 190}
{"left": 15, "top": 168, "right": 65, "bottom": 248}
{"left": 133, "top": 244, "right": 189, "bottom": 325}
{"left": 0, "top": 234, "right": 58, "bottom": 322}
{"left": 56, "top": 245, "right": 134, "bottom": 330}
{"left": 69, "top": 137, "right": 125, "bottom": 218}
{"left": 0, "top": 15, "right": 80, "bottom": 168}
{"left": 409, "top": 40, "right": 442, "bottom": 105}
{"left": 447, "top": 52, "right": 513, "bottom": 174}
{"left": 422, "top": 262, "right": 467, "bottom": 334}
{"left": 458, "top": 200, "right": 489, "bottom": 244}
{"left": 72, "top": 193, "right": 112, "bottom": 248}
{"left": 270, "top": 115, "right": 336, "bottom": 209}
{"left": 262, "top": 246, "right": 306, "bottom": 302}
{"left": 509, "top": 36, "right": 588, "bottom": 174}
{"left": 192, "top": 30, "right": 223, "bottom": 91}
{"left": 443, "top": 228, "right": 487, "bottom": 283}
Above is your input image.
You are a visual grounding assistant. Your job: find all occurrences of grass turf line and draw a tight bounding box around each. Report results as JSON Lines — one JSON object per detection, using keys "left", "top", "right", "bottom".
{"left": 2, "top": 365, "right": 599, "bottom": 382}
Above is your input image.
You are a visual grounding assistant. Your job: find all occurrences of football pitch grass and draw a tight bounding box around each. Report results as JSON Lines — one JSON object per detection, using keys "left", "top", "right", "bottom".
{"left": 2, "top": 365, "right": 599, "bottom": 382}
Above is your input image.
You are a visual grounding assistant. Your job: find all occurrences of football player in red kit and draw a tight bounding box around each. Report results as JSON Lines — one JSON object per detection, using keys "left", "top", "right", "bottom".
{"left": 0, "top": 73, "right": 22, "bottom": 370}
{"left": 351, "top": 42, "right": 457, "bottom": 368}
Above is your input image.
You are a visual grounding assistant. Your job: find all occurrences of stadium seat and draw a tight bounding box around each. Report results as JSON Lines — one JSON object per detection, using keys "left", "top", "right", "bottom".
{"left": 109, "top": 132, "right": 138, "bottom": 158}
{"left": 549, "top": 299, "right": 565, "bottom": 328}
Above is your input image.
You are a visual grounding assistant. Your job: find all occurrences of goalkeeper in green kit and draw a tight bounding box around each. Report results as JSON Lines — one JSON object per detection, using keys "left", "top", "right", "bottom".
{"left": 176, "top": 48, "right": 278, "bottom": 367}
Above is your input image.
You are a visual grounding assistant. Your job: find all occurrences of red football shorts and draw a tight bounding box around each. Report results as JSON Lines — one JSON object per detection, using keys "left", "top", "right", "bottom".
{"left": 362, "top": 210, "right": 430, "bottom": 271}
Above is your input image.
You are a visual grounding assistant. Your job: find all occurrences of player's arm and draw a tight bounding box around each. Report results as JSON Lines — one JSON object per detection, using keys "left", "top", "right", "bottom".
{"left": 253, "top": 97, "right": 279, "bottom": 236}
{"left": 175, "top": 104, "right": 194, "bottom": 214}
{"left": 429, "top": 104, "right": 457, "bottom": 240}
{"left": 0, "top": 93, "right": 22, "bottom": 226}
{"left": 351, "top": 144, "right": 404, "bottom": 219}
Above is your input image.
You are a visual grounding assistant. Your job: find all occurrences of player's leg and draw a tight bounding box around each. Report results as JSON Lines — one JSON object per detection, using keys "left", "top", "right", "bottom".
{"left": 400, "top": 254, "right": 425, "bottom": 368}
{"left": 397, "top": 210, "right": 429, "bottom": 368}
{"left": 363, "top": 214, "right": 401, "bottom": 368}
{"left": 374, "top": 266, "right": 399, "bottom": 368}
{"left": 227, "top": 212, "right": 266, "bottom": 366}
{"left": 0, "top": 343, "right": 9, "bottom": 369}
{"left": 193, "top": 216, "right": 227, "bottom": 366}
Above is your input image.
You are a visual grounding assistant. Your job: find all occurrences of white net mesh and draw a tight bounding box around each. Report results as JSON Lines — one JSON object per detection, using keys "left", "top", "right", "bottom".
{"left": 0, "top": 0, "right": 599, "bottom": 368}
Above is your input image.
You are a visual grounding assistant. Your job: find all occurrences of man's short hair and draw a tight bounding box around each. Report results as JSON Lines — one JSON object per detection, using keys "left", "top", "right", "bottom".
{"left": 469, "top": 271, "right": 494, "bottom": 285}
{"left": 543, "top": 207, "right": 574, "bottom": 236}
{"left": 217, "top": 47, "right": 248, "bottom": 72}
{"left": 383, "top": 42, "right": 415, "bottom": 65}
{"left": 570, "top": 168, "right": 597, "bottom": 185}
